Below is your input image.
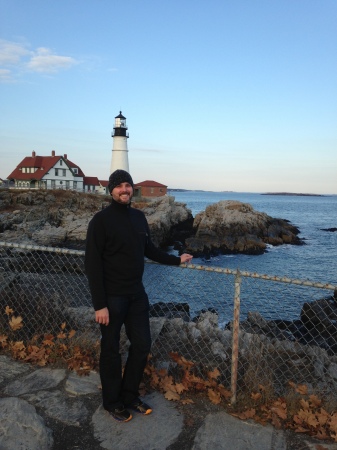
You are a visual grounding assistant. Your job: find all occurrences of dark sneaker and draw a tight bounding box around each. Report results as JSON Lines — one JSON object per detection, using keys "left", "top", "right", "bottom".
{"left": 129, "top": 399, "right": 152, "bottom": 415}
{"left": 107, "top": 407, "right": 132, "bottom": 422}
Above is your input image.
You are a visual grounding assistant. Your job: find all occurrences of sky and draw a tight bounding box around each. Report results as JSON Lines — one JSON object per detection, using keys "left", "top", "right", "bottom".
{"left": 0, "top": 0, "right": 336, "bottom": 194}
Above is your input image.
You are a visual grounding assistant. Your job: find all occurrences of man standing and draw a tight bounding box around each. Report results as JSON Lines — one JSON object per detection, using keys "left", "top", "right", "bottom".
{"left": 85, "top": 169, "right": 193, "bottom": 422}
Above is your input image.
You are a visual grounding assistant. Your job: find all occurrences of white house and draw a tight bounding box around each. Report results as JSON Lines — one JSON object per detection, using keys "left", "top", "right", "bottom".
{"left": 7, "top": 150, "right": 107, "bottom": 193}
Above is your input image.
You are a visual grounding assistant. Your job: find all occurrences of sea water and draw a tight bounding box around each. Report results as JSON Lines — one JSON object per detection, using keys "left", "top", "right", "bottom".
{"left": 171, "top": 191, "right": 337, "bottom": 285}
{"left": 144, "top": 191, "right": 336, "bottom": 324}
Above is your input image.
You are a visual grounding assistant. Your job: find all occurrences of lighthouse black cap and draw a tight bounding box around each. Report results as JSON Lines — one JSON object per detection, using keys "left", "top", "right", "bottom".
{"left": 108, "top": 170, "right": 134, "bottom": 193}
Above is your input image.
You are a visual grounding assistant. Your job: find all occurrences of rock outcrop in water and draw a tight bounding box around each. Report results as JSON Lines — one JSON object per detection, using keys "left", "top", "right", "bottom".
{"left": 184, "top": 200, "right": 303, "bottom": 256}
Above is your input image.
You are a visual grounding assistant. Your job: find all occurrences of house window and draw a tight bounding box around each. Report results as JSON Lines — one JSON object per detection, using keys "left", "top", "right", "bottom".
{"left": 55, "top": 169, "right": 59, "bottom": 176}
{"left": 60, "top": 159, "right": 63, "bottom": 166}
{"left": 66, "top": 181, "right": 69, "bottom": 189}
{"left": 74, "top": 181, "right": 77, "bottom": 189}
{"left": 51, "top": 180, "right": 55, "bottom": 189}
{"left": 73, "top": 168, "right": 78, "bottom": 174}
{"left": 63, "top": 169, "right": 66, "bottom": 176}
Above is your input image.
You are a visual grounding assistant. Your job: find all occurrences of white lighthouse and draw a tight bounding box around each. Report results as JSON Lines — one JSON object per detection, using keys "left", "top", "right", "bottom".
{"left": 110, "top": 111, "right": 130, "bottom": 174}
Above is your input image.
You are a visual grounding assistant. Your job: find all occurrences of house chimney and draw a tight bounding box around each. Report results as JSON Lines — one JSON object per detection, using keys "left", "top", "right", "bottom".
{"left": 64, "top": 154, "right": 67, "bottom": 160}
{"left": 52, "top": 150, "right": 55, "bottom": 157}
{"left": 32, "top": 151, "right": 36, "bottom": 157}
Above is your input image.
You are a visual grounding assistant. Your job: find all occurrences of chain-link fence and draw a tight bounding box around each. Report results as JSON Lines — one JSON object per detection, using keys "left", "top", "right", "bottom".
{"left": 0, "top": 241, "right": 336, "bottom": 405}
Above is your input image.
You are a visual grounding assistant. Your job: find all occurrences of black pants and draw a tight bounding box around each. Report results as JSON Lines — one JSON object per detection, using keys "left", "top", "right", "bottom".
{"left": 99, "top": 291, "right": 151, "bottom": 411}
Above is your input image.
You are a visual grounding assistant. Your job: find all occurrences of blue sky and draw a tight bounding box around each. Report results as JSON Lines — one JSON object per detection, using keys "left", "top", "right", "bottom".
{"left": 1, "top": 0, "right": 336, "bottom": 194}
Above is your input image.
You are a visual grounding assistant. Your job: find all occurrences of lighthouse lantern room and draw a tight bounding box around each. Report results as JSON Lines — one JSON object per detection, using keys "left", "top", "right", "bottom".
{"left": 110, "top": 111, "right": 130, "bottom": 174}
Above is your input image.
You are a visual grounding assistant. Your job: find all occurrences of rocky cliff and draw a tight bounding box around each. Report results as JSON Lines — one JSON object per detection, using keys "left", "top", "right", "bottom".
{"left": 0, "top": 190, "right": 303, "bottom": 256}
{"left": 184, "top": 200, "right": 303, "bottom": 256}
{"left": 0, "top": 189, "right": 193, "bottom": 249}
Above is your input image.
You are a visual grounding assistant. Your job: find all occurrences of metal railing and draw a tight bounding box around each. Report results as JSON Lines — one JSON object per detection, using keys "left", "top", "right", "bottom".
{"left": 0, "top": 241, "right": 336, "bottom": 404}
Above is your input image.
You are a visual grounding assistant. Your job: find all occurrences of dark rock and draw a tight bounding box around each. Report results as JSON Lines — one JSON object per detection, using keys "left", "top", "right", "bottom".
{"left": 149, "top": 302, "right": 190, "bottom": 322}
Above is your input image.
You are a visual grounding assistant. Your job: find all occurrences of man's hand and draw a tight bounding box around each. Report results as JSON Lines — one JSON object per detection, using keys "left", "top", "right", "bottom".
{"left": 95, "top": 307, "right": 109, "bottom": 326}
{"left": 180, "top": 253, "right": 193, "bottom": 264}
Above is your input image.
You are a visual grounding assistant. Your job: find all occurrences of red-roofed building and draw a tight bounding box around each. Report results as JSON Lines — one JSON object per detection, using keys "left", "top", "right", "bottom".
{"left": 7, "top": 150, "right": 85, "bottom": 191}
{"left": 99, "top": 180, "right": 109, "bottom": 195}
{"left": 6, "top": 150, "right": 111, "bottom": 194}
{"left": 83, "top": 176, "right": 99, "bottom": 193}
{"left": 134, "top": 180, "right": 167, "bottom": 198}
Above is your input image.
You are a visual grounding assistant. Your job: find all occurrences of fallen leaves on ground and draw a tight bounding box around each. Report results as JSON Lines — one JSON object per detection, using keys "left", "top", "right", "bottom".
{"left": 1, "top": 306, "right": 337, "bottom": 442}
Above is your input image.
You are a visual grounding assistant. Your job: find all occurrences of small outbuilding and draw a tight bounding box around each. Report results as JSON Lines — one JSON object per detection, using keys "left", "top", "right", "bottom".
{"left": 134, "top": 180, "right": 167, "bottom": 198}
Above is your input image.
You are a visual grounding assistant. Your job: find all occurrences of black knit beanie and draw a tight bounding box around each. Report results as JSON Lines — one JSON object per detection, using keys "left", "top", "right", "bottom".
{"left": 108, "top": 170, "right": 134, "bottom": 193}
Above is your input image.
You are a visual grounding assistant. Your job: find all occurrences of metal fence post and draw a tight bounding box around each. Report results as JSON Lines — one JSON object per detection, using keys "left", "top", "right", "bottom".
{"left": 231, "top": 269, "right": 242, "bottom": 405}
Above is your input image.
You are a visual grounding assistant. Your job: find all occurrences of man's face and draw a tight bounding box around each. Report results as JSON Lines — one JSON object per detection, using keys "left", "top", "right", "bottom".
{"left": 111, "top": 182, "right": 133, "bottom": 204}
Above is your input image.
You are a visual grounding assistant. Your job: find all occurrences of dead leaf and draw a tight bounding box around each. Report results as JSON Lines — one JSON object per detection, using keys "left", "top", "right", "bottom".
{"left": 271, "top": 415, "right": 282, "bottom": 429}
{"left": 208, "top": 368, "right": 220, "bottom": 379}
{"left": 9, "top": 315, "right": 23, "bottom": 331}
{"left": 5, "top": 306, "right": 14, "bottom": 316}
{"left": 308, "top": 395, "right": 321, "bottom": 408}
{"left": 251, "top": 392, "right": 262, "bottom": 401}
{"left": 158, "top": 368, "right": 168, "bottom": 377}
{"left": 296, "top": 384, "right": 308, "bottom": 395}
{"left": 169, "top": 352, "right": 194, "bottom": 369}
{"left": 271, "top": 401, "right": 287, "bottom": 420}
{"left": 328, "top": 413, "right": 337, "bottom": 434}
{"left": 294, "top": 426, "right": 310, "bottom": 433}
{"left": 0, "top": 335, "right": 8, "bottom": 347}
{"left": 68, "top": 329, "right": 76, "bottom": 339}
{"left": 11, "top": 341, "right": 25, "bottom": 351}
{"left": 181, "top": 398, "right": 194, "bottom": 405}
{"left": 235, "top": 408, "right": 256, "bottom": 420}
{"left": 175, "top": 383, "right": 186, "bottom": 394}
{"left": 164, "top": 389, "right": 180, "bottom": 401}
{"left": 300, "top": 399, "right": 310, "bottom": 410}
{"left": 57, "top": 332, "right": 67, "bottom": 339}
{"left": 217, "top": 384, "right": 231, "bottom": 400}
{"left": 208, "top": 388, "right": 221, "bottom": 405}
{"left": 150, "top": 372, "right": 160, "bottom": 387}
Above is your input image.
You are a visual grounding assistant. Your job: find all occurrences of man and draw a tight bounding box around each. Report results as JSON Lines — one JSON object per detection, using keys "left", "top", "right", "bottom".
{"left": 85, "top": 169, "right": 193, "bottom": 422}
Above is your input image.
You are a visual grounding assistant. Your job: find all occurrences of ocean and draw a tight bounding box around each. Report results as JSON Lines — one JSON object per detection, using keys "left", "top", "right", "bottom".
{"left": 170, "top": 191, "right": 337, "bottom": 286}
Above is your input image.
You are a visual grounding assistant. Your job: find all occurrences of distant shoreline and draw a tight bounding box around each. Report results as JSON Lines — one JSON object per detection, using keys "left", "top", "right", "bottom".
{"left": 261, "top": 192, "right": 324, "bottom": 197}
{"left": 167, "top": 189, "right": 325, "bottom": 197}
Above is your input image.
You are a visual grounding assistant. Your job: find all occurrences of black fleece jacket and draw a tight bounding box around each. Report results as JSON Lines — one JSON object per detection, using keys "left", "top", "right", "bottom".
{"left": 85, "top": 199, "right": 181, "bottom": 311}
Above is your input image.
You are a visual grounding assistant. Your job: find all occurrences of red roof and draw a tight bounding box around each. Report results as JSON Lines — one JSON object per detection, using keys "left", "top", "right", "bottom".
{"left": 65, "top": 159, "right": 85, "bottom": 177}
{"left": 99, "top": 180, "right": 109, "bottom": 187}
{"left": 7, "top": 153, "right": 85, "bottom": 180}
{"left": 134, "top": 180, "right": 167, "bottom": 188}
{"left": 83, "top": 176, "right": 100, "bottom": 186}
